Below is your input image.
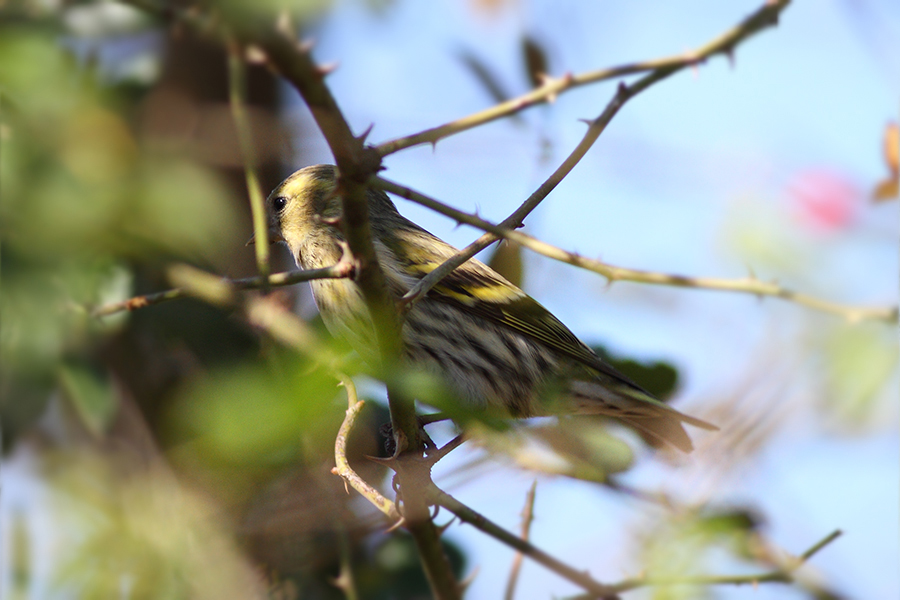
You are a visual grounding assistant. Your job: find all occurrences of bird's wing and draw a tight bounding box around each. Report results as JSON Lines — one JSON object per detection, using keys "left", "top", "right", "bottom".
{"left": 392, "top": 236, "right": 654, "bottom": 396}
{"left": 381, "top": 226, "right": 717, "bottom": 434}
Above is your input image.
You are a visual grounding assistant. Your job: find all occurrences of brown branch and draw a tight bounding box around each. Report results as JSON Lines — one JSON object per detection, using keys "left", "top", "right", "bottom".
{"left": 400, "top": 69, "right": 674, "bottom": 310}
{"left": 375, "top": 178, "right": 898, "bottom": 324}
{"left": 504, "top": 480, "right": 538, "bottom": 600}
{"left": 331, "top": 376, "right": 401, "bottom": 521}
{"left": 374, "top": 0, "right": 791, "bottom": 156}
{"left": 431, "top": 485, "right": 620, "bottom": 599}
{"left": 249, "top": 20, "right": 457, "bottom": 599}
{"left": 91, "top": 261, "right": 354, "bottom": 318}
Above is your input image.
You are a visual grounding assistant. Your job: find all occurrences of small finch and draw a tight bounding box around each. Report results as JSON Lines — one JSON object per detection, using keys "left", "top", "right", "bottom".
{"left": 263, "top": 165, "right": 716, "bottom": 452}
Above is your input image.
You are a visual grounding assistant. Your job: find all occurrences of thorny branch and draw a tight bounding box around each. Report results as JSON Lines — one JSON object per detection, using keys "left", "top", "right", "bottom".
{"left": 401, "top": 69, "right": 682, "bottom": 310}
{"left": 92, "top": 261, "right": 355, "bottom": 318}
{"left": 374, "top": 0, "right": 791, "bottom": 156}
{"left": 431, "top": 485, "right": 620, "bottom": 599}
{"left": 375, "top": 177, "right": 899, "bottom": 324}
{"left": 246, "top": 15, "right": 460, "bottom": 599}
{"left": 105, "top": 2, "right": 855, "bottom": 600}
{"left": 331, "top": 376, "right": 401, "bottom": 521}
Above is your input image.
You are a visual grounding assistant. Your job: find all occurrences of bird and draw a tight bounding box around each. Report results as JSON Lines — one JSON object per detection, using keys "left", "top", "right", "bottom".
{"left": 261, "top": 164, "right": 716, "bottom": 452}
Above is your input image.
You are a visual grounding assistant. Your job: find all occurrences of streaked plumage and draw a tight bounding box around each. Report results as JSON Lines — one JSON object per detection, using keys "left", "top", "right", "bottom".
{"left": 265, "top": 165, "right": 716, "bottom": 452}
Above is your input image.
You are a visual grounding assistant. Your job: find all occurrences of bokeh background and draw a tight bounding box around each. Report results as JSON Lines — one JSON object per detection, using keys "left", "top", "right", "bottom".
{"left": 1, "top": 0, "right": 897, "bottom": 598}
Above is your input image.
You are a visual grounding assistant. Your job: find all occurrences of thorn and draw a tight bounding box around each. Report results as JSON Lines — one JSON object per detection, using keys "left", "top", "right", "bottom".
{"left": 725, "top": 48, "right": 735, "bottom": 69}
{"left": 315, "top": 61, "right": 339, "bottom": 78}
{"left": 298, "top": 38, "right": 315, "bottom": 53}
{"left": 460, "top": 565, "right": 480, "bottom": 590}
{"left": 244, "top": 45, "right": 267, "bottom": 64}
{"left": 430, "top": 140, "right": 438, "bottom": 153}
{"left": 366, "top": 455, "right": 398, "bottom": 468}
{"left": 384, "top": 517, "right": 406, "bottom": 534}
{"left": 617, "top": 81, "right": 629, "bottom": 96}
{"left": 577, "top": 117, "right": 593, "bottom": 127}
{"left": 356, "top": 123, "right": 375, "bottom": 145}
{"left": 435, "top": 517, "right": 457, "bottom": 536}
{"left": 431, "top": 504, "right": 441, "bottom": 520}
{"left": 745, "top": 264, "right": 758, "bottom": 281}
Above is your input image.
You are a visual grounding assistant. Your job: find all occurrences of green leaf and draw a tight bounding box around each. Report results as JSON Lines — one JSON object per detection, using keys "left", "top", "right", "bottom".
{"left": 59, "top": 363, "right": 118, "bottom": 437}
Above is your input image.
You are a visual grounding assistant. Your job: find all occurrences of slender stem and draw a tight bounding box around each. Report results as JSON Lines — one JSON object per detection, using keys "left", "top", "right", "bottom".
{"left": 401, "top": 69, "right": 675, "bottom": 310}
{"left": 432, "top": 486, "right": 620, "bottom": 599}
{"left": 227, "top": 39, "right": 270, "bottom": 289}
{"left": 504, "top": 480, "right": 538, "bottom": 600}
{"left": 375, "top": 178, "right": 898, "bottom": 324}
{"left": 92, "top": 261, "right": 354, "bottom": 318}
{"left": 601, "top": 529, "right": 843, "bottom": 595}
{"left": 331, "top": 377, "right": 400, "bottom": 521}
{"left": 374, "top": 0, "right": 791, "bottom": 156}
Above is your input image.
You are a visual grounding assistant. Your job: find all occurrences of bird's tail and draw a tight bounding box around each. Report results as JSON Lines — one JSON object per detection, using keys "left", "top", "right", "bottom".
{"left": 569, "top": 380, "right": 718, "bottom": 453}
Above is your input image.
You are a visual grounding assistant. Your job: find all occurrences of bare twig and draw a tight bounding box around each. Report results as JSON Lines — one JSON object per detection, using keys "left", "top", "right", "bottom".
{"left": 592, "top": 529, "right": 844, "bottom": 596}
{"left": 431, "top": 485, "right": 620, "bottom": 600}
{"left": 375, "top": 0, "right": 791, "bottom": 156}
{"left": 401, "top": 70, "right": 673, "bottom": 310}
{"left": 375, "top": 178, "right": 898, "bottom": 324}
{"left": 92, "top": 261, "right": 354, "bottom": 318}
{"left": 504, "top": 480, "right": 538, "bottom": 600}
{"left": 227, "top": 38, "right": 270, "bottom": 289}
{"left": 331, "top": 376, "right": 401, "bottom": 521}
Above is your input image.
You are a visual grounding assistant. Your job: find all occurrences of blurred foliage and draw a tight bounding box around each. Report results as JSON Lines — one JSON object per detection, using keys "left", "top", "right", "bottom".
{"left": 0, "top": 1, "right": 890, "bottom": 599}
{"left": 0, "top": 10, "right": 239, "bottom": 444}
{"left": 637, "top": 507, "right": 767, "bottom": 600}
{"left": 470, "top": 418, "right": 635, "bottom": 481}
{"left": 820, "top": 321, "right": 899, "bottom": 428}
{"left": 49, "top": 453, "right": 265, "bottom": 600}
{"left": 591, "top": 345, "right": 680, "bottom": 400}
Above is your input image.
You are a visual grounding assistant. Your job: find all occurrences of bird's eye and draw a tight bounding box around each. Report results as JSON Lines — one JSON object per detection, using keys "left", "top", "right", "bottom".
{"left": 272, "top": 196, "right": 288, "bottom": 213}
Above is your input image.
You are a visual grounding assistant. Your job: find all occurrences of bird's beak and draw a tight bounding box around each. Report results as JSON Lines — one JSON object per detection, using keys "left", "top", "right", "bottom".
{"left": 245, "top": 229, "right": 284, "bottom": 247}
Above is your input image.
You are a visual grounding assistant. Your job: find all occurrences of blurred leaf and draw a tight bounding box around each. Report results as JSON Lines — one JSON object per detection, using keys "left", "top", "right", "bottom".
{"left": 355, "top": 534, "right": 466, "bottom": 600}
{"left": 9, "top": 510, "right": 29, "bottom": 600}
{"left": 722, "top": 199, "right": 808, "bottom": 273}
{"left": 591, "top": 345, "right": 679, "bottom": 400}
{"left": 59, "top": 362, "right": 118, "bottom": 437}
{"left": 457, "top": 48, "right": 513, "bottom": 105}
{"left": 173, "top": 354, "right": 342, "bottom": 465}
{"left": 872, "top": 177, "right": 898, "bottom": 201}
{"left": 872, "top": 121, "right": 898, "bottom": 202}
{"left": 51, "top": 454, "right": 266, "bottom": 600}
{"left": 391, "top": 365, "right": 509, "bottom": 432}
{"left": 822, "top": 323, "right": 899, "bottom": 427}
{"left": 487, "top": 239, "right": 523, "bottom": 288}
{"left": 883, "top": 122, "right": 898, "bottom": 175}
{"left": 638, "top": 507, "right": 768, "bottom": 600}
{"left": 470, "top": 419, "right": 633, "bottom": 481}
{"left": 522, "top": 34, "right": 548, "bottom": 89}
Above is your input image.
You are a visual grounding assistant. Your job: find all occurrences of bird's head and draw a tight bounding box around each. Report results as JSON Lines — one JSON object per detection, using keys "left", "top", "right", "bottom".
{"left": 261, "top": 164, "right": 343, "bottom": 268}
